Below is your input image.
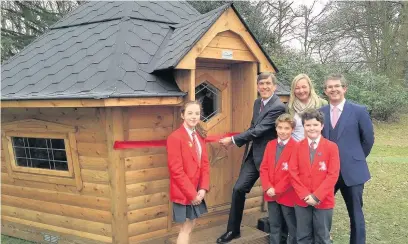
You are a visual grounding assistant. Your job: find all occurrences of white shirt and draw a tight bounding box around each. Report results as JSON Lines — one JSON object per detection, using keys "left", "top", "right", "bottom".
{"left": 307, "top": 135, "right": 321, "bottom": 149}
{"left": 291, "top": 113, "right": 304, "bottom": 141}
{"left": 261, "top": 95, "right": 273, "bottom": 107}
{"left": 277, "top": 138, "right": 289, "bottom": 145}
{"left": 232, "top": 94, "right": 274, "bottom": 144}
{"left": 330, "top": 99, "right": 346, "bottom": 121}
{"left": 184, "top": 125, "right": 202, "bottom": 156}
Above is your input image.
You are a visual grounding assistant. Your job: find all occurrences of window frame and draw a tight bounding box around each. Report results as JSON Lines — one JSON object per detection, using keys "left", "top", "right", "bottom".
{"left": 195, "top": 82, "right": 222, "bottom": 122}
{"left": 2, "top": 119, "right": 83, "bottom": 189}
{"left": 5, "top": 131, "right": 74, "bottom": 177}
{"left": 195, "top": 73, "right": 228, "bottom": 131}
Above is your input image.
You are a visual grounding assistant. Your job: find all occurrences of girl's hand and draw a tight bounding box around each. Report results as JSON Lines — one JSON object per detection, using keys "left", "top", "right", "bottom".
{"left": 197, "top": 189, "right": 206, "bottom": 201}
{"left": 191, "top": 195, "right": 201, "bottom": 205}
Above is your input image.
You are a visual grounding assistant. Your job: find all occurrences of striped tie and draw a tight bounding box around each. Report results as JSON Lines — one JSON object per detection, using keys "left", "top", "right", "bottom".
{"left": 192, "top": 132, "right": 201, "bottom": 166}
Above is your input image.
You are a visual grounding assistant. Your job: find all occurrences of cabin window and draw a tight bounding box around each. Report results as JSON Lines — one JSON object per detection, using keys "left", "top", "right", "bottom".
{"left": 11, "top": 137, "right": 69, "bottom": 171}
{"left": 2, "top": 120, "right": 82, "bottom": 188}
{"left": 3, "top": 132, "right": 76, "bottom": 179}
{"left": 195, "top": 82, "right": 221, "bottom": 122}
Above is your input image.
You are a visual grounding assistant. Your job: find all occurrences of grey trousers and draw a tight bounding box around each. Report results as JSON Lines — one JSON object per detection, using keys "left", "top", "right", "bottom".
{"left": 268, "top": 201, "right": 297, "bottom": 244}
{"left": 294, "top": 205, "right": 333, "bottom": 244}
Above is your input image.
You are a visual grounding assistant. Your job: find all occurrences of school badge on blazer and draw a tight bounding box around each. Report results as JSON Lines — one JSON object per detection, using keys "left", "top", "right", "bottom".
{"left": 282, "top": 162, "right": 289, "bottom": 171}
{"left": 319, "top": 161, "right": 327, "bottom": 171}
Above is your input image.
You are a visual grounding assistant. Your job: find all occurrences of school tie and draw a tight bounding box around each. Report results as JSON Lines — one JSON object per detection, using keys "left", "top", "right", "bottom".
{"left": 310, "top": 141, "right": 316, "bottom": 150}
{"left": 275, "top": 141, "right": 285, "bottom": 164}
{"left": 332, "top": 105, "right": 339, "bottom": 128}
{"left": 191, "top": 132, "right": 202, "bottom": 166}
{"left": 309, "top": 141, "right": 317, "bottom": 163}
{"left": 259, "top": 101, "right": 264, "bottom": 113}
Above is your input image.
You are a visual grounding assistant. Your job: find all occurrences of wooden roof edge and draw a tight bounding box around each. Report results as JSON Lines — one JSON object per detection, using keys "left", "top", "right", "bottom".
{"left": 230, "top": 4, "right": 279, "bottom": 73}
{"left": 0, "top": 96, "right": 184, "bottom": 108}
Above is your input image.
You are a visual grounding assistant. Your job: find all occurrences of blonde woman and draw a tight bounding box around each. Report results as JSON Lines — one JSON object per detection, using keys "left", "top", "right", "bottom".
{"left": 287, "top": 74, "right": 328, "bottom": 141}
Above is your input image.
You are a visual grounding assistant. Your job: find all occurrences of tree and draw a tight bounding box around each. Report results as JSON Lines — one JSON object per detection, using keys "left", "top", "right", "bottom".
{"left": 291, "top": 0, "right": 333, "bottom": 59}
{"left": 315, "top": 1, "right": 408, "bottom": 84}
{"left": 1, "top": 1, "right": 82, "bottom": 62}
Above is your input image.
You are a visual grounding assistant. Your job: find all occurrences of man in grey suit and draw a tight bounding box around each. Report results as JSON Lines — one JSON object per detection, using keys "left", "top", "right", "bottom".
{"left": 217, "top": 72, "right": 286, "bottom": 243}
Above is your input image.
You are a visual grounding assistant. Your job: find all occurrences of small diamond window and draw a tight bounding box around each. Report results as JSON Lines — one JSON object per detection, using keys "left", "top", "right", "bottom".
{"left": 195, "top": 82, "right": 221, "bottom": 122}
{"left": 12, "top": 137, "right": 68, "bottom": 171}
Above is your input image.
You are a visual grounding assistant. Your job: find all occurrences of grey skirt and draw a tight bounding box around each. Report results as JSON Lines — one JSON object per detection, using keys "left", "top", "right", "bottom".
{"left": 173, "top": 200, "right": 208, "bottom": 223}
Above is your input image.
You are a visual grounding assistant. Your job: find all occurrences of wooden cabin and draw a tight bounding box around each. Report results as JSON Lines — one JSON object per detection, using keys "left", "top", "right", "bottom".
{"left": 1, "top": 2, "right": 289, "bottom": 244}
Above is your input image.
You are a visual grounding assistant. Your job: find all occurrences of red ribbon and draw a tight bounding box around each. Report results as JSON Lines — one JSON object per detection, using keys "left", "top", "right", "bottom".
{"left": 114, "top": 132, "right": 239, "bottom": 149}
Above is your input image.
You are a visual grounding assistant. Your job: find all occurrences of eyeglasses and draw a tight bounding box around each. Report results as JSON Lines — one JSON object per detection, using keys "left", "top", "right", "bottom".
{"left": 325, "top": 84, "right": 345, "bottom": 90}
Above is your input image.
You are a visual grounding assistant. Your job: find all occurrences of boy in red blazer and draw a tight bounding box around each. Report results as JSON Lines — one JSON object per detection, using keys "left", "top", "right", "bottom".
{"left": 260, "top": 114, "right": 298, "bottom": 244}
{"left": 167, "top": 101, "right": 210, "bottom": 244}
{"left": 289, "top": 109, "right": 340, "bottom": 244}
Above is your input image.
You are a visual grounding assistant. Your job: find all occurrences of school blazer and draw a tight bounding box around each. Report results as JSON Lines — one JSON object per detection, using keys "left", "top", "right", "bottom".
{"left": 289, "top": 137, "right": 340, "bottom": 209}
{"left": 166, "top": 125, "right": 210, "bottom": 205}
{"left": 260, "top": 138, "right": 298, "bottom": 207}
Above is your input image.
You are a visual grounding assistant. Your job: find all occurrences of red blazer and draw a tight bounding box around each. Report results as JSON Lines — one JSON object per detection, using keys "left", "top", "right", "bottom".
{"left": 289, "top": 137, "right": 340, "bottom": 209}
{"left": 260, "top": 138, "right": 298, "bottom": 207}
{"left": 166, "top": 125, "right": 210, "bottom": 205}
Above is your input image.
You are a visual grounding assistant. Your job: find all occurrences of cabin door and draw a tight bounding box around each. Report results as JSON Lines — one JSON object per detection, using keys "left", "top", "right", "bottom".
{"left": 195, "top": 63, "right": 236, "bottom": 212}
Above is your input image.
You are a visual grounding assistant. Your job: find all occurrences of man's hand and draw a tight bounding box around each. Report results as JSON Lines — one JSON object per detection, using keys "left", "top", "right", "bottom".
{"left": 197, "top": 189, "right": 206, "bottom": 201}
{"left": 219, "top": 136, "right": 233, "bottom": 147}
{"left": 304, "top": 195, "right": 318, "bottom": 206}
{"left": 266, "top": 187, "right": 276, "bottom": 197}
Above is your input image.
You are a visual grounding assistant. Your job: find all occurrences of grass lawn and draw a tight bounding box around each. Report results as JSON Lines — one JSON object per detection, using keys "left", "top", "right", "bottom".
{"left": 1, "top": 236, "right": 34, "bottom": 244}
{"left": 2, "top": 115, "right": 408, "bottom": 244}
{"left": 331, "top": 115, "right": 408, "bottom": 243}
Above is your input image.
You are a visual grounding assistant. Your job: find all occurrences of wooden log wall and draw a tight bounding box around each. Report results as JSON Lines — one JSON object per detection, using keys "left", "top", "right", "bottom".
{"left": 124, "top": 106, "right": 177, "bottom": 243}
{"left": 1, "top": 108, "right": 112, "bottom": 243}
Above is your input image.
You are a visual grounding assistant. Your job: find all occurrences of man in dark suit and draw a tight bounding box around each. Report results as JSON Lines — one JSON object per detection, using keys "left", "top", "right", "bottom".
{"left": 217, "top": 72, "right": 286, "bottom": 243}
{"left": 320, "top": 74, "right": 374, "bottom": 244}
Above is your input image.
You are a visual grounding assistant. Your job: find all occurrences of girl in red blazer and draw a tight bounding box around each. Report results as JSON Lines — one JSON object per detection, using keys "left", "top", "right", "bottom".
{"left": 166, "top": 101, "right": 210, "bottom": 244}
{"left": 260, "top": 114, "right": 298, "bottom": 244}
{"left": 289, "top": 109, "right": 340, "bottom": 244}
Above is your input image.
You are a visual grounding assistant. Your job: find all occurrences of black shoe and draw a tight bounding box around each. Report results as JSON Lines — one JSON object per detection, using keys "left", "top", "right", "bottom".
{"left": 216, "top": 231, "right": 241, "bottom": 243}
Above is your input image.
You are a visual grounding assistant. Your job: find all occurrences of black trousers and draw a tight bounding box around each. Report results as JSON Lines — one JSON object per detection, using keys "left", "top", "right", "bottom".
{"left": 227, "top": 155, "right": 259, "bottom": 233}
{"left": 268, "top": 202, "right": 296, "bottom": 244}
{"left": 335, "top": 175, "right": 366, "bottom": 244}
{"left": 226, "top": 154, "right": 288, "bottom": 242}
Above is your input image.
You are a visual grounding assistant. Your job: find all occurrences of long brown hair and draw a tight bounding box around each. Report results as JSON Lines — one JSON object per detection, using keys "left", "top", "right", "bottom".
{"left": 181, "top": 101, "right": 207, "bottom": 138}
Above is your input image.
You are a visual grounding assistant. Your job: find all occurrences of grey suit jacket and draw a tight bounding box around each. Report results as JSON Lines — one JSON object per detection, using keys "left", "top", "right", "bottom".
{"left": 234, "top": 94, "right": 286, "bottom": 169}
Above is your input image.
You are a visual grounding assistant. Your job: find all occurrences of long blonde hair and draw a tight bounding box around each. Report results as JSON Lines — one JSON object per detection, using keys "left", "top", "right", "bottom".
{"left": 287, "top": 74, "right": 326, "bottom": 115}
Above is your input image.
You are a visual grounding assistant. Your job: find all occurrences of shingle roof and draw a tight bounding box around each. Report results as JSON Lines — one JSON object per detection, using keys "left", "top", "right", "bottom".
{"left": 1, "top": 1, "right": 286, "bottom": 101}
{"left": 276, "top": 82, "right": 291, "bottom": 96}
{"left": 51, "top": 1, "right": 200, "bottom": 28}
{"left": 1, "top": 17, "right": 187, "bottom": 100}
{"left": 152, "top": 4, "right": 230, "bottom": 71}
{"left": 1, "top": 1, "right": 199, "bottom": 100}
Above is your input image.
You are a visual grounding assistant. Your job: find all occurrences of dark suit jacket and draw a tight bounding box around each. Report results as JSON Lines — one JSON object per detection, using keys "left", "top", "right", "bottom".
{"left": 234, "top": 94, "right": 286, "bottom": 170}
{"left": 320, "top": 101, "right": 374, "bottom": 186}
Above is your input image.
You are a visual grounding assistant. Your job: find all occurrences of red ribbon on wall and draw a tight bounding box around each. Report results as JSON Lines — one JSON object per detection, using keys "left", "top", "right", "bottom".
{"left": 113, "top": 132, "right": 239, "bottom": 149}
